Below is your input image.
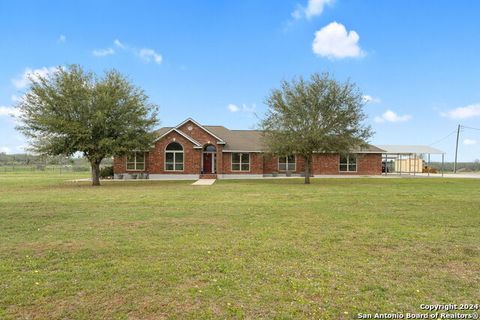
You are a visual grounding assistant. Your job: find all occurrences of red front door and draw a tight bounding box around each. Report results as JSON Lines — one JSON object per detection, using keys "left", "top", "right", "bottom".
{"left": 203, "top": 153, "right": 212, "bottom": 173}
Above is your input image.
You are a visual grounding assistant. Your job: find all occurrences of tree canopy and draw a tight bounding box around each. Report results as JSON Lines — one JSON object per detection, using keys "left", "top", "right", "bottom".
{"left": 260, "top": 73, "right": 373, "bottom": 184}
{"left": 16, "top": 65, "right": 159, "bottom": 185}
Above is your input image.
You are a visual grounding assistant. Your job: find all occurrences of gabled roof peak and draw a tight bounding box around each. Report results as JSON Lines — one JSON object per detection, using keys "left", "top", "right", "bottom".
{"left": 175, "top": 118, "right": 226, "bottom": 143}
{"left": 154, "top": 128, "right": 202, "bottom": 147}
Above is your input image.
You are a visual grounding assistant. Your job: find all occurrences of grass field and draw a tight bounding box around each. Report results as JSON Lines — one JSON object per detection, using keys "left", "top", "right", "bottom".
{"left": 0, "top": 173, "right": 479, "bottom": 319}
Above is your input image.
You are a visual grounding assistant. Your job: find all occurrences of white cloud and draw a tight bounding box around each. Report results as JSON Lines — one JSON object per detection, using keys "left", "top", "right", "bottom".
{"left": 0, "top": 145, "right": 27, "bottom": 154}
{"left": 138, "top": 48, "right": 162, "bottom": 64}
{"left": 292, "top": 0, "right": 334, "bottom": 20}
{"left": 92, "top": 39, "right": 125, "bottom": 58}
{"left": 291, "top": 8, "right": 303, "bottom": 19}
{"left": 362, "top": 95, "right": 381, "bottom": 104}
{"left": 242, "top": 103, "right": 256, "bottom": 113}
{"left": 227, "top": 103, "right": 256, "bottom": 114}
{"left": 58, "top": 34, "right": 66, "bottom": 43}
{"left": 464, "top": 138, "right": 477, "bottom": 145}
{"left": 12, "top": 66, "right": 58, "bottom": 89}
{"left": 92, "top": 40, "right": 164, "bottom": 64}
{"left": 228, "top": 104, "right": 240, "bottom": 112}
{"left": 312, "top": 22, "right": 364, "bottom": 59}
{"left": 306, "top": 0, "right": 334, "bottom": 18}
{"left": 114, "top": 39, "right": 125, "bottom": 49}
{"left": 0, "top": 146, "right": 11, "bottom": 154}
{"left": 0, "top": 106, "right": 21, "bottom": 118}
{"left": 441, "top": 103, "right": 480, "bottom": 119}
{"left": 374, "top": 110, "right": 411, "bottom": 123}
{"left": 11, "top": 95, "right": 22, "bottom": 103}
{"left": 92, "top": 48, "right": 115, "bottom": 57}
{"left": 15, "top": 145, "right": 28, "bottom": 153}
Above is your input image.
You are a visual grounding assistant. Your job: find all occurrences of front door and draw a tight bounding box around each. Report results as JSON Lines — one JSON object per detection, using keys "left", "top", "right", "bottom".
{"left": 203, "top": 153, "right": 213, "bottom": 173}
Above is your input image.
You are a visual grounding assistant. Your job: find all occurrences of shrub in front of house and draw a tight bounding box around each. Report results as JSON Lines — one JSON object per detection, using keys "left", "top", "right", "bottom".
{"left": 100, "top": 166, "right": 114, "bottom": 179}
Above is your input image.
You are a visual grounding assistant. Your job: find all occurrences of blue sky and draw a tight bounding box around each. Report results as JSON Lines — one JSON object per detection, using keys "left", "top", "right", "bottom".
{"left": 1, "top": 0, "right": 480, "bottom": 161}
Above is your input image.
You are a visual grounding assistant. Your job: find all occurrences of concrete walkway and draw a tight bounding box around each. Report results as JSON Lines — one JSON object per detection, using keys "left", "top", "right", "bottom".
{"left": 192, "top": 179, "right": 216, "bottom": 186}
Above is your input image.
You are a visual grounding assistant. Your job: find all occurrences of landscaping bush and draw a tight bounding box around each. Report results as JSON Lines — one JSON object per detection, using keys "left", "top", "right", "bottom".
{"left": 100, "top": 166, "right": 114, "bottom": 178}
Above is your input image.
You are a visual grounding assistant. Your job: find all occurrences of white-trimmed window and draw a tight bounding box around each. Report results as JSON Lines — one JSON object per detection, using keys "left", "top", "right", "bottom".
{"left": 339, "top": 154, "right": 357, "bottom": 172}
{"left": 231, "top": 153, "right": 250, "bottom": 171}
{"left": 278, "top": 156, "right": 296, "bottom": 171}
{"left": 126, "top": 152, "right": 145, "bottom": 171}
{"left": 165, "top": 142, "right": 184, "bottom": 171}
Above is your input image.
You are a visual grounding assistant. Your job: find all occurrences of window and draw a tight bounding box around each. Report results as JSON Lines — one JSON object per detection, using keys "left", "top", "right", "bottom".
{"left": 339, "top": 154, "right": 357, "bottom": 172}
{"left": 278, "top": 156, "right": 296, "bottom": 171}
{"left": 165, "top": 142, "right": 184, "bottom": 171}
{"left": 204, "top": 145, "right": 216, "bottom": 152}
{"left": 231, "top": 153, "right": 250, "bottom": 171}
{"left": 126, "top": 152, "right": 145, "bottom": 171}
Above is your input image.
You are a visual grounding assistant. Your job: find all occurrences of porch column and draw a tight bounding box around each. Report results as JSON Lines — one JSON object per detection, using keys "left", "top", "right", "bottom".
{"left": 427, "top": 153, "right": 430, "bottom": 177}
{"left": 398, "top": 154, "right": 402, "bottom": 175}
{"left": 216, "top": 144, "right": 223, "bottom": 175}
{"left": 413, "top": 153, "right": 416, "bottom": 176}
{"left": 384, "top": 153, "right": 388, "bottom": 176}
{"left": 441, "top": 153, "right": 445, "bottom": 177}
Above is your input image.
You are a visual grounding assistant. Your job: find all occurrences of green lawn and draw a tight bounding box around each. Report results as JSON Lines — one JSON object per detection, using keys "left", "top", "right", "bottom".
{"left": 0, "top": 173, "right": 479, "bottom": 319}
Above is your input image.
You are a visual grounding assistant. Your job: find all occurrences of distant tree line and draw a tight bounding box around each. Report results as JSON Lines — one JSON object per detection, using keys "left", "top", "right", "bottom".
{"left": 429, "top": 160, "right": 480, "bottom": 172}
{"left": 0, "top": 153, "right": 112, "bottom": 171}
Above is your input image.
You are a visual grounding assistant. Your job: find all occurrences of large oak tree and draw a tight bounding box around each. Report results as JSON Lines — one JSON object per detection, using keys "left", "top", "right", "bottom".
{"left": 260, "top": 73, "right": 373, "bottom": 184}
{"left": 16, "top": 65, "right": 159, "bottom": 186}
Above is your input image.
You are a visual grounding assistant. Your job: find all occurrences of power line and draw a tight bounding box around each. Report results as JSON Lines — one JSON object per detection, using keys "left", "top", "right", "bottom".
{"left": 429, "top": 125, "right": 480, "bottom": 147}
{"left": 462, "top": 125, "right": 480, "bottom": 131}
{"left": 429, "top": 129, "right": 457, "bottom": 146}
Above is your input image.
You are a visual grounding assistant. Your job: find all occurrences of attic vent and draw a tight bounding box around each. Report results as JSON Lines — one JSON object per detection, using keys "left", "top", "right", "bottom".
{"left": 187, "top": 125, "right": 193, "bottom": 131}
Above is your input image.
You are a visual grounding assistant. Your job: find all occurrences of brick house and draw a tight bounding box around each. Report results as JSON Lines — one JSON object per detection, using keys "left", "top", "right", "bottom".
{"left": 113, "top": 118, "right": 384, "bottom": 179}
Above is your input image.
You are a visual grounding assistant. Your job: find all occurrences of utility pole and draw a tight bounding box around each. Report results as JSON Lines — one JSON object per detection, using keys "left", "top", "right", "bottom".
{"left": 453, "top": 124, "right": 461, "bottom": 173}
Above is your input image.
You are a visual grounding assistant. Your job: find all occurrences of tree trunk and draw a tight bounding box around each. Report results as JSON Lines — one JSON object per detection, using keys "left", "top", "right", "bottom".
{"left": 90, "top": 160, "right": 101, "bottom": 186}
{"left": 304, "top": 154, "right": 311, "bottom": 184}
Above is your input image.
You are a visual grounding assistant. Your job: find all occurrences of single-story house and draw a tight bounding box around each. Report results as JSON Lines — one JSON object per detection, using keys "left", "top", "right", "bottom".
{"left": 113, "top": 118, "right": 385, "bottom": 179}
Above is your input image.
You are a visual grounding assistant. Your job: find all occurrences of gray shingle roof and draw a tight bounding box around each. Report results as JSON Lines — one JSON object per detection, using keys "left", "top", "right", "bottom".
{"left": 154, "top": 127, "right": 172, "bottom": 136}
{"left": 154, "top": 124, "right": 383, "bottom": 153}
{"left": 351, "top": 144, "right": 386, "bottom": 153}
{"left": 205, "top": 126, "right": 265, "bottom": 151}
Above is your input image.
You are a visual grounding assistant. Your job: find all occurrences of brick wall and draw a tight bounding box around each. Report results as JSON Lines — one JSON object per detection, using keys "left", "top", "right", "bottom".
{"left": 113, "top": 156, "right": 126, "bottom": 174}
{"left": 312, "top": 154, "right": 338, "bottom": 174}
{"left": 177, "top": 120, "right": 223, "bottom": 174}
{"left": 262, "top": 155, "right": 303, "bottom": 174}
{"left": 148, "top": 131, "right": 201, "bottom": 174}
{"left": 357, "top": 153, "right": 382, "bottom": 175}
{"left": 178, "top": 121, "right": 220, "bottom": 146}
{"left": 113, "top": 118, "right": 382, "bottom": 176}
{"left": 261, "top": 153, "right": 382, "bottom": 175}
{"left": 115, "top": 149, "right": 382, "bottom": 176}
{"left": 310, "top": 153, "right": 382, "bottom": 175}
